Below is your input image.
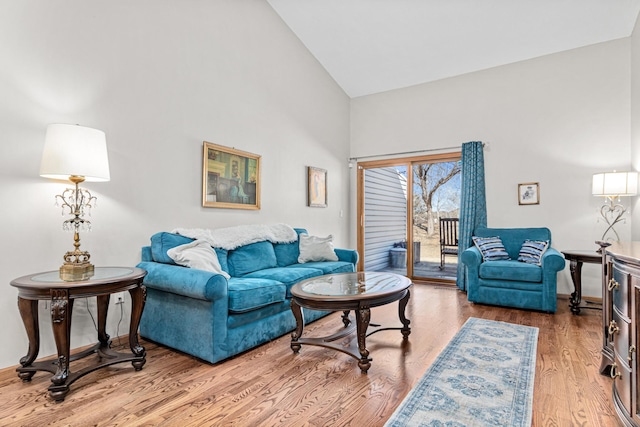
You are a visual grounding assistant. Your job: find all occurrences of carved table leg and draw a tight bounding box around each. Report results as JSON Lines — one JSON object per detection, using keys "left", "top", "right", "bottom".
{"left": 290, "top": 299, "right": 304, "bottom": 353}
{"left": 16, "top": 297, "right": 39, "bottom": 381}
{"left": 341, "top": 310, "right": 351, "bottom": 327}
{"left": 398, "top": 289, "right": 411, "bottom": 339}
{"left": 48, "top": 289, "right": 72, "bottom": 402}
{"left": 569, "top": 259, "right": 583, "bottom": 315}
{"left": 96, "top": 294, "right": 111, "bottom": 349}
{"left": 129, "top": 285, "right": 147, "bottom": 370}
{"left": 355, "top": 305, "right": 372, "bottom": 373}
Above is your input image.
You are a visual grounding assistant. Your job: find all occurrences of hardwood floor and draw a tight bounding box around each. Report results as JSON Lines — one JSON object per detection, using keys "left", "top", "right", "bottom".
{"left": 0, "top": 284, "right": 620, "bottom": 426}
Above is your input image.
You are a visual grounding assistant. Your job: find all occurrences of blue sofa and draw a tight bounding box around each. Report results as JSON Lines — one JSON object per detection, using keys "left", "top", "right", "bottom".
{"left": 136, "top": 229, "right": 358, "bottom": 363}
{"left": 460, "top": 227, "right": 565, "bottom": 313}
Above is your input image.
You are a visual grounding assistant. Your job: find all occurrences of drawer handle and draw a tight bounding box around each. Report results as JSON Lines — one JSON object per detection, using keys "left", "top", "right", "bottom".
{"left": 608, "top": 278, "right": 619, "bottom": 291}
{"left": 609, "top": 320, "right": 619, "bottom": 336}
{"left": 611, "top": 363, "right": 621, "bottom": 380}
{"left": 630, "top": 345, "right": 637, "bottom": 364}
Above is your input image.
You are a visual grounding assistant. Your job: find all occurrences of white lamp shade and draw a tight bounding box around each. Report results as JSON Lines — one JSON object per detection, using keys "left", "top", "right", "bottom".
{"left": 40, "top": 124, "right": 110, "bottom": 182}
{"left": 592, "top": 171, "right": 638, "bottom": 197}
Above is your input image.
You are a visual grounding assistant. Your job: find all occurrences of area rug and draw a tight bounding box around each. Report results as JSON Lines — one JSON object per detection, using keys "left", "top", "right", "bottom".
{"left": 385, "top": 317, "right": 538, "bottom": 427}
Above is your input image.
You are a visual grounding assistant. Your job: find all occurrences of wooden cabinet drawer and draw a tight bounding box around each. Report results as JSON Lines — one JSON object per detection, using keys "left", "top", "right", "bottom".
{"left": 612, "top": 308, "right": 630, "bottom": 362}
{"left": 612, "top": 266, "right": 630, "bottom": 317}
{"left": 613, "top": 353, "right": 632, "bottom": 415}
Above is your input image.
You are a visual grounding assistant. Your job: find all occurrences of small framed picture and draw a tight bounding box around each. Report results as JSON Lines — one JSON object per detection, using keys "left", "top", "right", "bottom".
{"left": 307, "top": 166, "right": 327, "bottom": 207}
{"left": 518, "top": 182, "right": 539, "bottom": 205}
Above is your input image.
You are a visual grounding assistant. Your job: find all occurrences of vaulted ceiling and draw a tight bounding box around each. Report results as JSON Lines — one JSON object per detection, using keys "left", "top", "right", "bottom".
{"left": 267, "top": 0, "right": 640, "bottom": 98}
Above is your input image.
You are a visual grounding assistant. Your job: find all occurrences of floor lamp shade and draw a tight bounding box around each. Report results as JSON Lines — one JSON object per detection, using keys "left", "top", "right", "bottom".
{"left": 40, "top": 124, "right": 110, "bottom": 182}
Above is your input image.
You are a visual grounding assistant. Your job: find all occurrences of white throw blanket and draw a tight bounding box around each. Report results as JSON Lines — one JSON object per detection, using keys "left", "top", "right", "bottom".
{"left": 172, "top": 224, "right": 298, "bottom": 250}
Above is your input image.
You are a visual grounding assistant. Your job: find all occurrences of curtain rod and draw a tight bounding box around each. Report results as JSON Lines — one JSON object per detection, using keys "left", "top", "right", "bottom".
{"left": 348, "top": 142, "right": 487, "bottom": 162}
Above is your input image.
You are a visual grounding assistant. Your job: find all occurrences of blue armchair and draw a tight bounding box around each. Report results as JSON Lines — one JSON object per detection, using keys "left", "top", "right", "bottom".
{"left": 460, "top": 227, "right": 565, "bottom": 313}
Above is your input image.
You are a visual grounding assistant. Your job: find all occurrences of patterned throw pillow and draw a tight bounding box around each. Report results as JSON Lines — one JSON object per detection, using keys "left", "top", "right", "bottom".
{"left": 518, "top": 240, "right": 549, "bottom": 266}
{"left": 472, "top": 236, "right": 510, "bottom": 261}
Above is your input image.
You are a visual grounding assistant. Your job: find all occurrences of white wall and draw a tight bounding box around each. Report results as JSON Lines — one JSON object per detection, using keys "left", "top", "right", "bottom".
{"left": 632, "top": 12, "right": 640, "bottom": 239}
{"left": 351, "top": 39, "right": 632, "bottom": 298}
{"left": 0, "top": 1, "right": 350, "bottom": 369}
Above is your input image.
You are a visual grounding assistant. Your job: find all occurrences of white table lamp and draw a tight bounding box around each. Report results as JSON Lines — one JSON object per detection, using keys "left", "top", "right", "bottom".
{"left": 592, "top": 171, "right": 638, "bottom": 241}
{"left": 40, "top": 124, "right": 110, "bottom": 280}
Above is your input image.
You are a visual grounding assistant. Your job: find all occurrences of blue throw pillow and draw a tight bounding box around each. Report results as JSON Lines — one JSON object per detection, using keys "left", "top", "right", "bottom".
{"left": 518, "top": 240, "right": 549, "bottom": 266}
{"left": 472, "top": 236, "right": 510, "bottom": 261}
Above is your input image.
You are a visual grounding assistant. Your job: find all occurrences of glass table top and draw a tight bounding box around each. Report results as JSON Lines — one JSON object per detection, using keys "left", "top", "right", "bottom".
{"left": 30, "top": 267, "right": 136, "bottom": 284}
{"left": 299, "top": 272, "right": 408, "bottom": 297}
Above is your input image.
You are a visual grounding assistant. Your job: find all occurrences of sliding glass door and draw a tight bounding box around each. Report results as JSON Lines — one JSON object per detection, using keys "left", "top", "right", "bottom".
{"left": 357, "top": 153, "right": 461, "bottom": 283}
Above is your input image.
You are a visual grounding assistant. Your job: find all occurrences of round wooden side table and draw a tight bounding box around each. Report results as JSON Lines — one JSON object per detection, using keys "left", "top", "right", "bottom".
{"left": 10, "top": 267, "right": 147, "bottom": 402}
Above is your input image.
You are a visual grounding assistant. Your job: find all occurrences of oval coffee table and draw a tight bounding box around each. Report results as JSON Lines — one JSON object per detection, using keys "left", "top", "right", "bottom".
{"left": 290, "top": 271, "right": 411, "bottom": 373}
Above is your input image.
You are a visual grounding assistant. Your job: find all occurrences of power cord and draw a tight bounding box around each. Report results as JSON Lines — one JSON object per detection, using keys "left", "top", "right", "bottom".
{"left": 83, "top": 296, "right": 125, "bottom": 347}
{"left": 115, "top": 301, "right": 124, "bottom": 347}
{"left": 85, "top": 297, "right": 98, "bottom": 331}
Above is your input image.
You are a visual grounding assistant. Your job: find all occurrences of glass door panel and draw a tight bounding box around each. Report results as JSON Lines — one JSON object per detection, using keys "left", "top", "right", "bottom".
{"left": 363, "top": 165, "right": 408, "bottom": 276}
{"left": 412, "top": 160, "right": 461, "bottom": 281}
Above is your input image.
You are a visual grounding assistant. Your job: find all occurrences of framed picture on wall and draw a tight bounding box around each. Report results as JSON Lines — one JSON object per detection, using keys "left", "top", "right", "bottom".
{"left": 202, "top": 141, "right": 261, "bottom": 209}
{"left": 307, "top": 166, "right": 327, "bottom": 207}
{"left": 518, "top": 182, "right": 539, "bottom": 205}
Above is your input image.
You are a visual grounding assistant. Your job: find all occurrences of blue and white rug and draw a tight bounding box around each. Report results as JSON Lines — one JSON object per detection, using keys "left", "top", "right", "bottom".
{"left": 385, "top": 317, "right": 538, "bottom": 427}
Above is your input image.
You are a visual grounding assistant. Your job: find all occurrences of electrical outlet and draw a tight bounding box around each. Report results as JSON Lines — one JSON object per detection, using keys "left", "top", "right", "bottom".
{"left": 112, "top": 292, "right": 126, "bottom": 305}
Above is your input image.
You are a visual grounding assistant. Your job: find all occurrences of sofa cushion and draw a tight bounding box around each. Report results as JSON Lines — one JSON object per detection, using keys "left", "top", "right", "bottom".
{"left": 273, "top": 228, "right": 306, "bottom": 267}
{"left": 167, "top": 240, "right": 230, "bottom": 279}
{"left": 479, "top": 260, "right": 542, "bottom": 283}
{"left": 151, "top": 232, "right": 194, "bottom": 264}
{"left": 228, "top": 241, "right": 277, "bottom": 277}
{"left": 227, "top": 300, "right": 291, "bottom": 329}
{"left": 214, "top": 248, "right": 229, "bottom": 274}
{"left": 244, "top": 267, "right": 323, "bottom": 297}
{"left": 518, "top": 240, "right": 549, "bottom": 266}
{"left": 298, "top": 234, "right": 339, "bottom": 263}
{"left": 151, "top": 232, "right": 230, "bottom": 273}
{"left": 286, "top": 261, "right": 354, "bottom": 275}
{"left": 472, "top": 236, "right": 510, "bottom": 261}
{"left": 227, "top": 278, "right": 286, "bottom": 313}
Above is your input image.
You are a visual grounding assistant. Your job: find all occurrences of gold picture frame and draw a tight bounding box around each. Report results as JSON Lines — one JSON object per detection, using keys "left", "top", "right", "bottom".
{"left": 518, "top": 182, "right": 539, "bottom": 205}
{"left": 307, "top": 166, "right": 327, "bottom": 207}
{"left": 202, "top": 142, "right": 261, "bottom": 209}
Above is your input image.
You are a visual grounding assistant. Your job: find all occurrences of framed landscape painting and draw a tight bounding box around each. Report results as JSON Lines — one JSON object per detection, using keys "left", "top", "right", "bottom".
{"left": 308, "top": 166, "right": 327, "bottom": 207}
{"left": 202, "top": 142, "right": 261, "bottom": 210}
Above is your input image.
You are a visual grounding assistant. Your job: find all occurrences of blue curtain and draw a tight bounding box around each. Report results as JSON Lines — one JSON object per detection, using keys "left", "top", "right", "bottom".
{"left": 456, "top": 141, "right": 487, "bottom": 291}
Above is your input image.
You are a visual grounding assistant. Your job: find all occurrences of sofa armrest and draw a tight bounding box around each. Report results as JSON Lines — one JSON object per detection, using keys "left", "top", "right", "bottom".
{"left": 541, "top": 248, "right": 566, "bottom": 272}
{"left": 136, "top": 261, "right": 228, "bottom": 302}
{"left": 461, "top": 246, "right": 482, "bottom": 268}
{"left": 460, "top": 246, "right": 482, "bottom": 284}
{"left": 335, "top": 248, "right": 359, "bottom": 265}
{"left": 141, "top": 246, "right": 152, "bottom": 262}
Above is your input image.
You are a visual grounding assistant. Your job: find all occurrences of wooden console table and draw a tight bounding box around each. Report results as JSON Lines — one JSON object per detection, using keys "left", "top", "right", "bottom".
{"left": 603, "top": 242, "right": 640, "bottom": 426}
{"left": 10, "top": 267, "right": 147, "bottom": 402}
{"left": 561, "top": 250, "right": 603, "bottom": 314}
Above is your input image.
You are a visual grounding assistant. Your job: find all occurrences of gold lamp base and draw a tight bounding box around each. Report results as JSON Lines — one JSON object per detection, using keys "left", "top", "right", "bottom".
{"left": 59, "top": 235, "right": 95, "bottom": 282}
{"left": 60, "top": 260, "right": 94, "bottom": 281}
